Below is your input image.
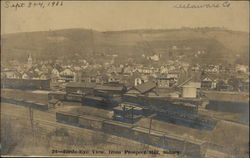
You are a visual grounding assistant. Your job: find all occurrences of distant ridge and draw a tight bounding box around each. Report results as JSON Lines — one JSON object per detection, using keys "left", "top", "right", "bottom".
{"left": 2, "top": 27, "right": 249, "bottom": 65}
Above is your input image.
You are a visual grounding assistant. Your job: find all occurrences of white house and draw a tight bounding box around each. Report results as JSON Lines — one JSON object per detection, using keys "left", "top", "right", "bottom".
{"left": 51, "top": 68, "right": 60, "bottom": 77}
{"left": 60, "top": 68, "right": 75, "bottom": 77}
{"left": 236, "top": 64, "right": 248, "bottom": 73}
{"left": 22, "top": 73, "right": 29, "bottom": 79}
{"left": 135, "top": 78, "right": 143, "bottom": 86}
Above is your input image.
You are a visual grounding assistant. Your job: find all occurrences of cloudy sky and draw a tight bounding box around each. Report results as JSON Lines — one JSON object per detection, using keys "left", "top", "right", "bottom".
{"left": 1, "top": 1, "right": 249, "bottom": 34}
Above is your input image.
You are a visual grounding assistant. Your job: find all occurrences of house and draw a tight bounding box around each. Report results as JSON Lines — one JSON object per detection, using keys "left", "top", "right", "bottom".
{"left": 60, "top": 68, "right": 75, "bottom": 77}
{"left": 178, "top": 78, "right": 201, "bottom": 98}
{"left": 108, "top": 76, "right": 120, "bottom": 83}
{"left": 73, "top": 71, "right": 82, "bottom": 82}
{"left": 30, "top": 71, "right": 40, "bottom": 79}
{"left": 239, "top": 78, "right": 249, "bottom": 92}
{"left": 51, "top": 68, "right": 60, "bottom": 83}
{"left": 123, "top": 66, "right": 133, "bottom": 75}
{"left": 51, "top": 68, "right": 60, "bottom": 77}
{"left": 156, "top": 77, "right": 171, "bottom": 88}
{"left": 141, "top": 75, "right": 149, "bottom": 83}
{"left": 22, "top": 72, "right": 30, "bottom": 79}
{"left": 59, "top": 68, "right": 75, "bottom": 82}
{"left": 41, "top": 64, "right": 49, "bottom": 74}
{"left": 115, "top": 67, "right": 123, "bottom": 74}
{"left": 4, "top": 70, "right": 21, "bottom": 79}
{"left": 39, "top": 73, "right": 50, "bottom": 80}
{"left": 34, "top": 68, "right": 41, "bottom": 73}
{"left": 201, "top": 75, "right": 217, "bottom": 90}
{"left": 96, "top": 75, "right": 106, "bottom": 84}
{"left": 135, "top": 78, "right": 143, "bottom": 86}
{"left": 160, "top": 66, "right": 168, "bottom": 74}
{"left": 167, "top": 73, "right": 178, "bottom": 80}
{"left": 235, "top": 64, "right": 248, "bottom": 73}
{"left": 148, "top": 54, "right": 160, "bottom": 61}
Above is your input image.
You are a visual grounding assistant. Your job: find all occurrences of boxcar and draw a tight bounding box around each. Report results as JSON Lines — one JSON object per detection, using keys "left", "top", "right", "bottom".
{"left": 78, "top": 115, "right": 105, "bottom": 130}
{"left": 48, "top": 91, "right": 66, "bottom": 100}
{"left": 66, "top": 93, "right": 84, "bottom": 102}
{"left": 131, "top": 127, "right": 164, "bottom": 146}
{"left": 56, "top": 112, "right": 79, "bottom": 124}
{"left": 163, "top": 135, "right": 202, "bottom": 158}
{"left": 102, "top": 120, "right": 134, "bottom": 139}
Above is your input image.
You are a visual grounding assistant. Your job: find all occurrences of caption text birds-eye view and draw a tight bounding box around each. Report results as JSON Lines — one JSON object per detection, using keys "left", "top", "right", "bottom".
{"left": 1, "top": 1, "right": 249, "bottom": 158}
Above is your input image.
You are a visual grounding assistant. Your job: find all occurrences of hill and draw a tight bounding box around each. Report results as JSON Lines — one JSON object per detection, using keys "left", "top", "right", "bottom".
{"left": 1, "top": 28, "right": 249, "bottom": 65}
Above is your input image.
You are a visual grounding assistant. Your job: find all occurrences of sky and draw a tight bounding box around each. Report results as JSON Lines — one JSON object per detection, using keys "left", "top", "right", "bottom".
{"left": 1, "top": 1, "right": 249, "bottom": 34}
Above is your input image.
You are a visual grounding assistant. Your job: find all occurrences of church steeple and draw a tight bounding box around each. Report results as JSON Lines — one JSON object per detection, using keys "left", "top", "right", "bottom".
{"left": 27, "top": 53, "right": 32, "bottom": 68}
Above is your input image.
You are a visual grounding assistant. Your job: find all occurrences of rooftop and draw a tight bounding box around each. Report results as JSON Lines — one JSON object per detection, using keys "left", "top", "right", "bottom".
{"left": 95, "top": 85, "right": 124, "bottom": 91}
{"left": 134, "top": 81, "right": 156, "bottom": 94}
{"left": 66, "top": 82, "right": 96, "bottom": 88}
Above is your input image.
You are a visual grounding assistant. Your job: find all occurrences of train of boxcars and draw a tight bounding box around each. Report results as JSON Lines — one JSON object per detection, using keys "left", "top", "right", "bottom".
{"left": 48, "top": 91, "right": 217, "bottom": 130}
{"left": 56, "top": 111, "right": 204, "bottom": 158}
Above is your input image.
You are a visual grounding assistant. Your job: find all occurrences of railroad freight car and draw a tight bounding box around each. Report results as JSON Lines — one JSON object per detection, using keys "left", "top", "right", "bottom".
{"left": 102, "top": 120, "right": 134, "bottom": 139}
{"left": 56, "top": 112, "right": 79, "bottom": 125}
{"left": 48, "top": 91, "right": 66, "bottom": 100}
{"left": 2, "top": 78, "right": 50, "bottom": 90}
{"left": 155, "top": 112, "right": 216, "bottom": 130}
{"left": 1, "top": 97, "right": 48, "bottom": 111}
{"left": 78, "top": 115, "right": 105, "bottom": 130}
{"left": 82, "top": 96, "right": 110, "bottom": 107}
{"left": 55, "top": 112, "right": 203, "bottom": 158}
{"left": 66, "top": 93, "right": 84, "bottom": 102}
{"left": 131, "top": 127, "right": 165, "bottom": 147}
{"left": 123, "top": 94, "right": 199, "bottom": 115}
{"left": 163, "top": 136, "right": 202, "bottom": 158}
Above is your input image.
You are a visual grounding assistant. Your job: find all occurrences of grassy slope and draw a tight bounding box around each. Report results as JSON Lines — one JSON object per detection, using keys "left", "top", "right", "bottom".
{"left": 1, "top": 28, "right": 249, "bottom": 65}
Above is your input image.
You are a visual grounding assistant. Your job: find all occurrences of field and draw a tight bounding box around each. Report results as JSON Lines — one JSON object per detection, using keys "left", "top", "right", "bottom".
{"left": 1, "top": 102, "right": 179, "bottom": 157}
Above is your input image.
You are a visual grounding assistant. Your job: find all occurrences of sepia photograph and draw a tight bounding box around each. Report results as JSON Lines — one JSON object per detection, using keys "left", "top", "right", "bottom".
{"left": 1, "top": 0, "right": 249, "bottom": 157}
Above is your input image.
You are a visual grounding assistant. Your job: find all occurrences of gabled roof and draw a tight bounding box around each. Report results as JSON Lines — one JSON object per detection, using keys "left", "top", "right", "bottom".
{"left": 177, "top": 77, "right": 201, "bottom": 88}
{"left": 134, "top": 81, "right": 156, "bottom": 94}
{"left": 66, "top": 82, "right": 96, "bottom": 88}
{"left": 177, "top": 77, "right": 192, "bottom": 87}
{"left": 201, "top": 74, "right": 217, "bottom": 81}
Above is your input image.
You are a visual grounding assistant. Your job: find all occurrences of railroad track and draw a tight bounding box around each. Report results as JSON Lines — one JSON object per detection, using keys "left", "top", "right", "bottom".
{"left": 2, "top": 103, "right": 206, "bottom": 145}
{"left": 1, "top": 112, "right": 151, "bottom": 148}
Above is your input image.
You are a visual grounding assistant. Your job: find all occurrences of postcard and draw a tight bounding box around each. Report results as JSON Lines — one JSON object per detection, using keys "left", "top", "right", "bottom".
{"left": 1, "top": 1, "right": 249, "bottom": 157}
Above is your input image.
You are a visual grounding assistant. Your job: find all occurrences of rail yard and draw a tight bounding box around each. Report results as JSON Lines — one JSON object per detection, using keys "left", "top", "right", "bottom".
{"left": 1, "top": 87, "right": 249, "bottom": 158}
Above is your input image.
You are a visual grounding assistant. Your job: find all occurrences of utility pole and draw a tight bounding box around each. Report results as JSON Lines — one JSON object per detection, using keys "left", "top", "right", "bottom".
{"left": 148, "top": 114, "right": 157, "bottom": 134}
{"left": 149, "top": 117, "right": 152, "bottom": 134}
{"left": 29, "top": 106, "right": 35, "bottom": 145}
{"left": 131, "top": 107, "right": 134, "bottom": 123}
